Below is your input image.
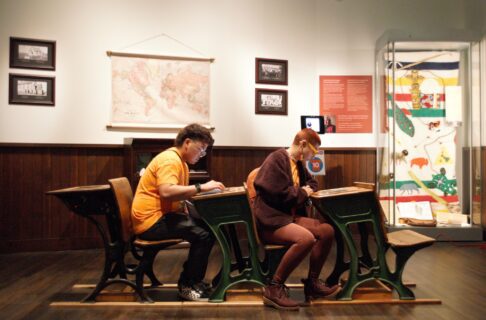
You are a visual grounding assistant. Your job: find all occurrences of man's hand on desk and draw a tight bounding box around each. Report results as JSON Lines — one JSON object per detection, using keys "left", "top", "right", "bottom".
{"left": 201, "top": 180, "right": 225, "bottom": 193}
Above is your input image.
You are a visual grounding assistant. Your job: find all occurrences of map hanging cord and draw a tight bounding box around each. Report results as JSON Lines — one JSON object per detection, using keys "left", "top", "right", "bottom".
{"left": 106, "top": 32, "right": 214, "bottom": 62}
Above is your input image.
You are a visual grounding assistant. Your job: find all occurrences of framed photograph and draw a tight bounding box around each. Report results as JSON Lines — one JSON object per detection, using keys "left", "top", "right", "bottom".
{"left": 323, "top": 114, "right": 337, "bottom": 133}
{"left": 10, "top": 37, "right": 56, "bottom": 70}
{"left": 255, "top": 58, "right": 287, "bottom": 85}
{"left": 255, "top": 88, "right": 287, "bottom": 115}
{"left": 9, "top": 74, "right": 55, "bottom": 106}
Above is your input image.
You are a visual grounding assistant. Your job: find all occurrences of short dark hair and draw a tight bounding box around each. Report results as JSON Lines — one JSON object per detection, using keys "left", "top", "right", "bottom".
{"left": 174, "top": 123, "right": 214, "bottom": 147}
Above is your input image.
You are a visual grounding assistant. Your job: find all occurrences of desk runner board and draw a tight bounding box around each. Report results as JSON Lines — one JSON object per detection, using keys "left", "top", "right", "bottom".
{"left": 312, "top": 186, "right": 373, "bottom": 199}
{"left": 191, "top": 186, "right": 246, "bottom": 200}
{"left": 51, "top": 283, "right": 441, "bottom": 307}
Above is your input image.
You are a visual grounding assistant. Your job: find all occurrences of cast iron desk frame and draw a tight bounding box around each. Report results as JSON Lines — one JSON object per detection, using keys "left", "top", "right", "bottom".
{"left": 47, "top": 185, "right": 139, "bottom": 302}
{"left": 191, "top": 187, "right": 267, "bottom": 302}
{"left": 311, "top": 186, "right": 414, "bottom": 300}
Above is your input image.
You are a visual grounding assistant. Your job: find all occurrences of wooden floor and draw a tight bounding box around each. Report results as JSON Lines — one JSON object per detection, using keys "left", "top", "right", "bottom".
{"left": 0, "top": 242, "right": 485, "bottom": 320}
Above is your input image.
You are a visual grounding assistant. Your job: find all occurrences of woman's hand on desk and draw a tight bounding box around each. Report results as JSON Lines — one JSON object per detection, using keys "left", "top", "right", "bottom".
{"left": 201, "top": 180, "right": 225, "bottom": 193}
{"left": 302, "top": 185, "right": 314, "bottom": 197}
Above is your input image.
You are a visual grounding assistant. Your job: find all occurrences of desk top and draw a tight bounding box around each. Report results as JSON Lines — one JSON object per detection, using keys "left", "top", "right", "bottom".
{"left": 46, "top": 184, "right": 115, "bottom": 217}
{"left": 191, "top": 186, "right": 246, "bottom": 201}
{"left": 46, "top": 184, "right": 111, "bottom": 195}
{"left": 311, "top": 186, "right": 373, "bottom": 199}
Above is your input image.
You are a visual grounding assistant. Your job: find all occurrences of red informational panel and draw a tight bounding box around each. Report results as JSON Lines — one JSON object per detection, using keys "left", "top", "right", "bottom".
{"left": 319, "top": 75, "right": 372, "bottom": 133}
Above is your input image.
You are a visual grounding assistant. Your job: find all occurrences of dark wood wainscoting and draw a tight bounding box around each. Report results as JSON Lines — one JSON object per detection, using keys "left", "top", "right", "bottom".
{"left": 0, "top": 144, "right": 124, "bottom": 253}
{"left": 0, "top": 144, "right": 375, "bottom": 253}
{"left": 210, "top": 147, "right": 376, "bottom": 190}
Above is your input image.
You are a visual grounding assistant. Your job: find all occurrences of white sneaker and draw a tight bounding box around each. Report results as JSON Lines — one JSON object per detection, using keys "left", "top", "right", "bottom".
{"left": 178, "top": 284, "right": 210, "bottom": 301}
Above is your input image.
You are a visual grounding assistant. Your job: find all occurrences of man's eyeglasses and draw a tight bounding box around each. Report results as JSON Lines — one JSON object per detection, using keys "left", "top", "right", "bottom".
{"left": 194, "top": 144, "right": 207, "bottom": 157}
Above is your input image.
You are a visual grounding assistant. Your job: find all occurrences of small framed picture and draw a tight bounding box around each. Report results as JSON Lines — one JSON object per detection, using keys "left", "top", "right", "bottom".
{"left": 9, "top": 74, "right": 55, "bottom": 106}
{"left": 10, "top": 37, "right": 56, "bottom": 70}
{"left": 255, "top": 58, "right": 288, "bottom": 85}
{"left": 255, "top": 88, "right": 287, "bottom": 115}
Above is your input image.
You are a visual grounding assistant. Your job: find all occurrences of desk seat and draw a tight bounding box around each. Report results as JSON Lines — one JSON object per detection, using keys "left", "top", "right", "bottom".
{"left": 387, "top": 230, "right": 436, "bottom": 248}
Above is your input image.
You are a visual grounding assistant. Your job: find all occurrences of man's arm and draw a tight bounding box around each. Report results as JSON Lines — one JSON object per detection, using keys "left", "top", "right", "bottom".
{"left": 158, "top": 180, "right": 225, "bottom": 201}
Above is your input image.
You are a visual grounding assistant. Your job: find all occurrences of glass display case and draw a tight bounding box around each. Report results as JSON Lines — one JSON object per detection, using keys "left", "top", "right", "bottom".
{"left": 375, "top": 30, "right": 482, "bottom": 240}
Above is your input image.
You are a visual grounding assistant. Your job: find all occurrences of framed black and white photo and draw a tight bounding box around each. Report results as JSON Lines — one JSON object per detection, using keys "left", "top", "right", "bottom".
{"left": 10, "top": 37, "right": 56, "bottom": 70}
{"left": 255, "top": 58, "right": 287, "bottom": 85}
{"left": 255, "top": 88, "right": 287, "bottom": 115}
{"left": 9, "top": 74, "right": 55, "bottom": 106}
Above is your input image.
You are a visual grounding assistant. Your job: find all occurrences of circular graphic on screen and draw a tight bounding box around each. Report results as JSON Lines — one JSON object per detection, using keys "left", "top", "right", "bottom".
{"left": 307, "top": 156, "right": 324, "bottom": 173}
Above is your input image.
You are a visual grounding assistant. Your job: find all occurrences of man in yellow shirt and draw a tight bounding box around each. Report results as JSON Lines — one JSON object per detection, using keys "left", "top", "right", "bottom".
{"left": 131, "top": 123, "right": 225, "bottom": 301}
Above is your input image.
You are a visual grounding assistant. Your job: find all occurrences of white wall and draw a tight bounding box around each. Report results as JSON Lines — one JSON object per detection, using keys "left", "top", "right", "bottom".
{"left": 0, "top": 0, "right": 483, "bottom": 147}
{"left": 315, "top": 0, "right": 477, "bottom": 147}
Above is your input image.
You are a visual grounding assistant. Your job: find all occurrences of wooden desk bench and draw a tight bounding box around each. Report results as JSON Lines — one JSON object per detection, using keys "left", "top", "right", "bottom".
{"left": 311, "top": 182, "right": 435, "bottom": 300}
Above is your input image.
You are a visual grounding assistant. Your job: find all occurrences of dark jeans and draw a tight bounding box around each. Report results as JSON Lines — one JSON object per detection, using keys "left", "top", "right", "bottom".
{"left": 139, "top": 212, "right": 215, "bottom": 285}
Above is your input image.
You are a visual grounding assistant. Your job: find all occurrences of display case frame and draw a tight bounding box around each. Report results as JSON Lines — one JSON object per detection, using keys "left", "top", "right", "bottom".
{"left": 375, "top": 30, "right": 482, "bottom": 240}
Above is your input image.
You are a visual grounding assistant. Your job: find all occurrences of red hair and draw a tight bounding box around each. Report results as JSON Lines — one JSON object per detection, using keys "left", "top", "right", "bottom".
{"left": 292, "top": 128, "right": 321, "bottom": 146}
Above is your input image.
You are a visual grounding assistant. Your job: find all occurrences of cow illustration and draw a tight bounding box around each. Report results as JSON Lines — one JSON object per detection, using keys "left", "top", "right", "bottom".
{"left": 410, "top": 157, "right": 428, "bottom": 169}
{"left": 400, "top": 183, "right": 419, "bottom": 195}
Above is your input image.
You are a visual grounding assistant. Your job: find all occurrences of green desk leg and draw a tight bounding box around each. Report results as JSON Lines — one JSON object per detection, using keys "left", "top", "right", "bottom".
{"left": 387, "top": 245, "right": 429, "bottom": 300}
{"left": 370, "top": 214, "right": 419, "bottom": 300}
{"left": 207, "top": 222, "right": 267, "bottom": 302}
{"left": 192, "top": 194, "right": 267, "bottom": 302}
{"left": 335, "top": 223, "right": 361, "bottom": 300}
{"left": 336, "top": 215, "right": 419, "bottom": 300}
{"left": 208, "top": 224, "right": 234, "bottom": 302}
{"left": 326, "top": 230, "right": 348, "bottom": 286}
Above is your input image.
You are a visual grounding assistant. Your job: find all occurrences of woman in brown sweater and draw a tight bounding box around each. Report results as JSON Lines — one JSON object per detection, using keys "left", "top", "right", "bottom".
{"left": 254, "top": 128, "right": 339, "bottom": 310}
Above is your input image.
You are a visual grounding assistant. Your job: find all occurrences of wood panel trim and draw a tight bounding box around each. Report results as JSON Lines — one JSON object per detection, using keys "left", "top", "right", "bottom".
{"left": 0, "top": 143, "right": 123, "bottom": 149}
{"left": 0, "top": 142, "right": 377, "bottom": 152}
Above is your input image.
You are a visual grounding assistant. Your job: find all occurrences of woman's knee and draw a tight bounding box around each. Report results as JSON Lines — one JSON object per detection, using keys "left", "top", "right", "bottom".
{"left": 317, "top": 223, "right": 335, "bottom": 241}
{"left": 296, "top": 232, "right": 316, "bottom": 249}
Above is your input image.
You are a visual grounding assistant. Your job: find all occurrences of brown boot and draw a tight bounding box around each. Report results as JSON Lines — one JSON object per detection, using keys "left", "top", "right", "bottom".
{"left": 262, "top": 283, "right": 300, "bottom": 311}
{"left": 301, "top": 278, "right": 340, "bottom": 301}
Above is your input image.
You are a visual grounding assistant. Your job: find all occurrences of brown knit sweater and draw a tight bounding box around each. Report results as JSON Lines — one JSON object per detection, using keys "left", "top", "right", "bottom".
{"left": 254, "top": 148, "right": 318, "bottom": 229}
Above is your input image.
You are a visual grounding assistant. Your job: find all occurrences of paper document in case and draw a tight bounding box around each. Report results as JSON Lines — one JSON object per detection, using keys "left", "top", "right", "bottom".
{"left": 397, "top": 201, "right": 433, "bottom": 220}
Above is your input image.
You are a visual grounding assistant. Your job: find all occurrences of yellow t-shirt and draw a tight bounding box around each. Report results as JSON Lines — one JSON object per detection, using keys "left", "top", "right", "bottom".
{"left": 131, "top": 147, "right": 189, "bottom": 235}
{"left": 290, "top": 158, "right": 300, "bottom": 187}
{"left": 289, "top": 158, "right": 300, "bottom": 217}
